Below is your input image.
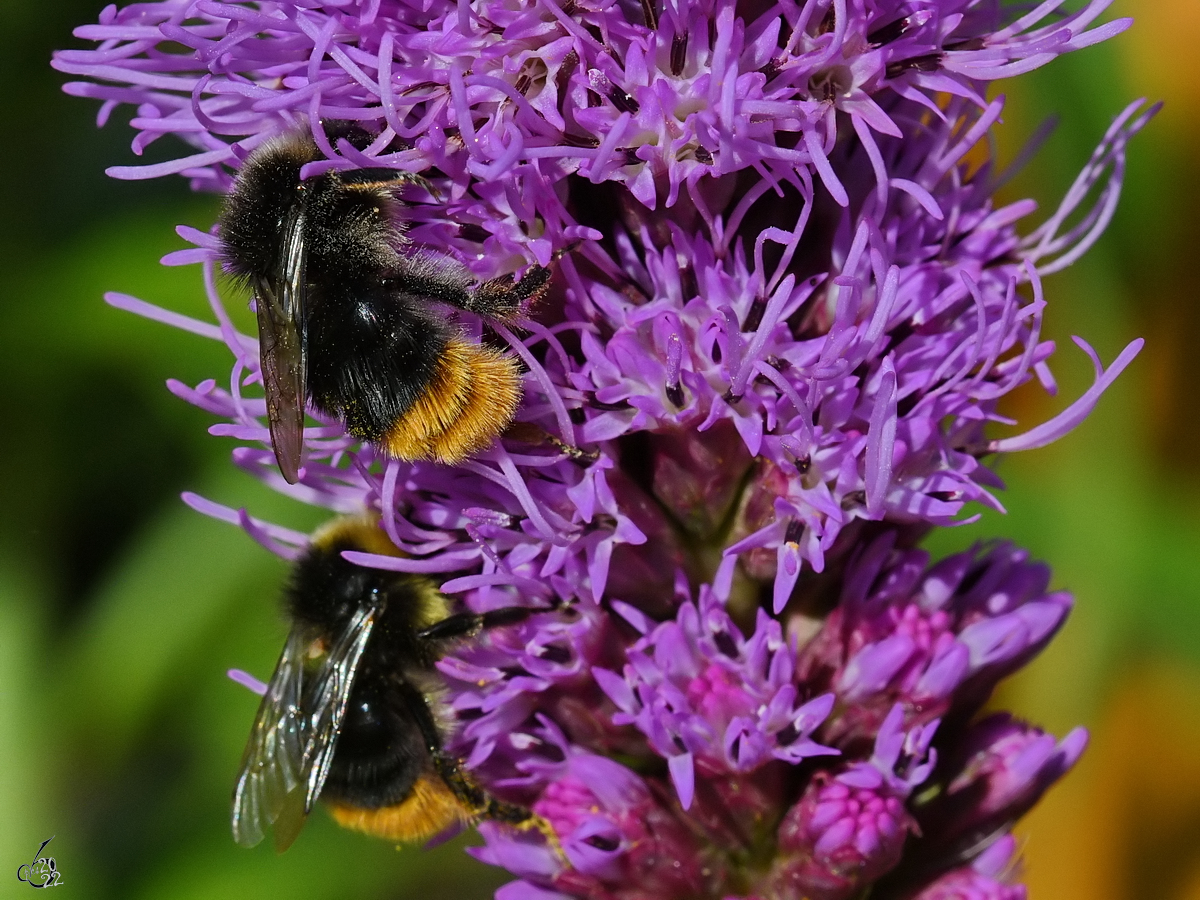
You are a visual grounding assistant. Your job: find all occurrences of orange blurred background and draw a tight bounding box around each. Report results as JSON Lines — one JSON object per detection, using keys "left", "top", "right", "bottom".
{"left": 930, "top": 2, "right": 1200, "bottom": 897}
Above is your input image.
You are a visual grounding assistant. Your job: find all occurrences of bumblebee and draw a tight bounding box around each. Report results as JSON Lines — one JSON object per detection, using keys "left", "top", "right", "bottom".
{"left": 218, "top": 123, "right": 551, "bottom": 483}
{"left": 232, "top": 516, "right": 556, "bottom": 850}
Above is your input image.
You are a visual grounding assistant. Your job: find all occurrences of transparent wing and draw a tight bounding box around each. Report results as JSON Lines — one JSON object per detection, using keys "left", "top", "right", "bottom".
{"left": 253, "top": 203, "right": 308, "bottom": 485}
{"left": 231, "top": 599, "right": 381, "bottom": 852}
{"left": 299, "top": 601, "right": 382, "bottom": 814}
{"left": 230, "top": 623, "right": 313, "bottom": 849}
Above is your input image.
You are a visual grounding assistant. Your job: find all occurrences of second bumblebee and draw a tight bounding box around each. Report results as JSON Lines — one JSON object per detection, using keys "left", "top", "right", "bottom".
{"left": 232, "top": 516, "right": 558, "bottom": 851}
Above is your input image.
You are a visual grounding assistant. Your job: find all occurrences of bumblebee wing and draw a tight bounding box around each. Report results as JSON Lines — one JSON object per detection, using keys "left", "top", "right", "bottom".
{"left": 231, "top": 623, "right": 313, "bottom": 849}
{"left": 254, "top": 203, "right": 308, "bottom": 485}
{"left": 298, "top": 600, "right": 383, "bottom": 815}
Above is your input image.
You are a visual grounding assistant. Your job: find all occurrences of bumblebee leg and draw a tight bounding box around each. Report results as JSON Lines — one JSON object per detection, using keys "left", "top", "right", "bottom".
{"left": 339, "top": 168, "right": 435, "bottom": 193}
{"left": 386, "top": 263, "right": 550, "bottom": 322}
{"left": 503, "top": 422, "right": 599, "bottom": 466}
{"left": 468, "top": 265, "right": 552, "bottom": 320}
{"left": 416, "top": 599, "right": 563, "bottom": 643}
{"left": 423, "top": 735, "right": 564, "bottom": 857}
{"left": 396, "top": 681, "right": 561, "bottom": 849}
{"left": 539, "top": 430, "right": 600, "bottom": 465}
{"left": 426, "top": 751, "right": 526, "bottom": 821}
{"left": 467, "top": 239, "right": 577, "bottom": 319}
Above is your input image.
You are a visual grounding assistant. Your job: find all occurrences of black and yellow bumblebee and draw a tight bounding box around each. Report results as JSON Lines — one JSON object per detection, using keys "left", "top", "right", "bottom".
{"left": 218, "top": 122, "right": 551, "bottom": 484}
{"left": 232, "top": 515, "right": 557, "bottom": 850}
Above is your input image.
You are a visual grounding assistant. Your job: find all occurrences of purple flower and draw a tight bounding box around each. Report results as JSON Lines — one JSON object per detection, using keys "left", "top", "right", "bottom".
{"left": 796, "top": 532, "right": 1073, "bottom": 749}
{"left": 594, "top": 585, "right": 837, "bottom": 809}
{"left": 57, "top": 1, "right": 1153, "bottom": 597}
{"left": 772, "top": 705, "right": 936, "bottom": 900}
{"left": 914, "top": 714, "right": 1088, "bottom": 862}
{"left": 477, "top": 720, "right": 718, "bottom": 900}
{"left": 909, "top": 834, "right": 1026, "bottom": 900}
{"left": 56, "top": 0, "right": 1154, "bottom": 897}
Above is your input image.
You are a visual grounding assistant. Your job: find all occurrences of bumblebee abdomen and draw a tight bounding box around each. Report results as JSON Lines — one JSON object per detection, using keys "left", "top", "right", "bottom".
{"left": 306, "top": 288, "right": 450, "bottom": 445}
{"left": 320, "top": 678, "right": 431, "bottom": 810}
{"left": 382, "top": 337, "right": 523, "bottom": 464}
{"left": 325, "top": 776, "right": 471, "bottom": 843}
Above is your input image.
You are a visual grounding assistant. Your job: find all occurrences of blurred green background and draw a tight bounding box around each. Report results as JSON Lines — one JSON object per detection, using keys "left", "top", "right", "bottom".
{"left": 2, "top": 1, "right": 1197, "bottom": 897}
